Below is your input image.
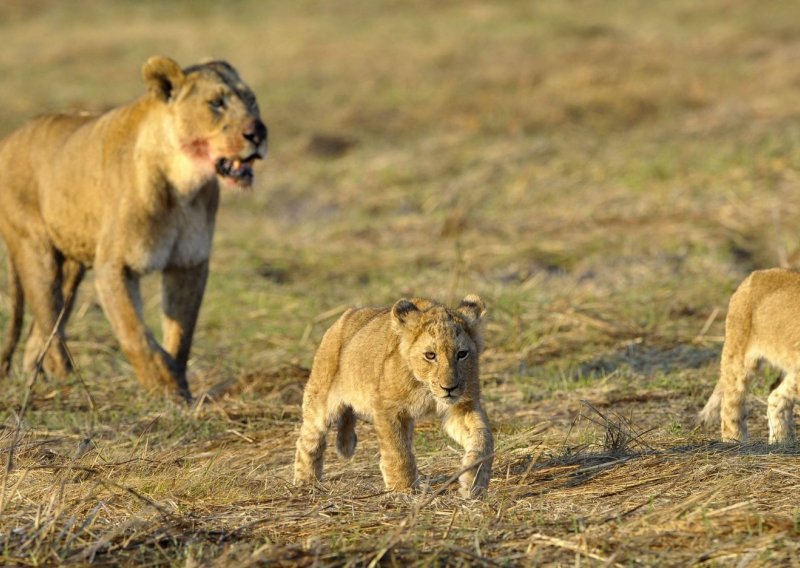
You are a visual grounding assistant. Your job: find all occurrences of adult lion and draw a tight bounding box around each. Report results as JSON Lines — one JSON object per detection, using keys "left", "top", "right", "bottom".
{"left": 0, "top": 56, "right": 267, "bottom": 399}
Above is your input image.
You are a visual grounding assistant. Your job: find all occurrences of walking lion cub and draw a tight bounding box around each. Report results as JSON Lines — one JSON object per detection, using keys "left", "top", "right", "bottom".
{"left": 294, "top": 295, "right": 494, "bottom": 497}
{"left": 699, "top": 268, "right": 800, "bottom": 443}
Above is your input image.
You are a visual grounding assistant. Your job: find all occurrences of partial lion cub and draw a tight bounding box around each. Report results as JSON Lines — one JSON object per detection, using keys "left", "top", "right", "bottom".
{"left": 699, "top": 268, "right": 800, "bottom": 443}
{"left": 294, "top": 295, "right": 494, "bottom": 497}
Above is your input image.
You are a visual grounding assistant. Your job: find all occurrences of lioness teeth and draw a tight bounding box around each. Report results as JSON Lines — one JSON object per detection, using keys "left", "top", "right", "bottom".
{"left": 214, "top": 156, "right": 254, "bottom": 185}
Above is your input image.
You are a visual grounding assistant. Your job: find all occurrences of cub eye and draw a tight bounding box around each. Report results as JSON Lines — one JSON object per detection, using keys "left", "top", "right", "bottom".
{"left": 209, "top": 97, "right": 226, "bottom": 111}
{"left": 457, "top": 350, "right": 469, "bottom": 360}
{"left": 424, "top": 351, "right": 437, "bottom": 361}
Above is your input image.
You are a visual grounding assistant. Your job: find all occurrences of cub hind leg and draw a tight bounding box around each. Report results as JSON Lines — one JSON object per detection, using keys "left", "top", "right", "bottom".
{"left": 294, "top": 402, "right": 356, "bottom": 484}
{"left": 719, "top": 350, "right": 756, "bottom": 443}
{"left": 767, "top": 370, "right": 797, "bottom": 444}
{"left": 702, "top": 279, "right": 755, "bottom": 442}
{"left": 294, "top": 405, "right": 329, "bottom": 485}
{"left": 295, "top": 318, "right": 349, "bottom": 486}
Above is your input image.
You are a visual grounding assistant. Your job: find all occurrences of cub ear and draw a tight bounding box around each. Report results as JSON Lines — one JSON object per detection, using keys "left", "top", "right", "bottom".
{"left": 391, "top": 299, "right": 421, "bottom": 332}
{"left": 142, "top": 56, "right": 185, "bottom": 101}
{"left": 457, "top": 294, "right": 486, "bottom": 324}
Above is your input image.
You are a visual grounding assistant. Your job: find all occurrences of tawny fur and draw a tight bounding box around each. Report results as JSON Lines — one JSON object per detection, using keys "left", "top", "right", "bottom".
{"left": 294, "top": 295, "right": 494, "bottom": 498}
{"left": 699, "top": 268, "right": 800, "bottom": 443}
{"left": 0, "top": 56, "right": 267, "bottom": 399}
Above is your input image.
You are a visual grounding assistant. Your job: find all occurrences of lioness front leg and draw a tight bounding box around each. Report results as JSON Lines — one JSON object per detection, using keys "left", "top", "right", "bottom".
{"left": 161, "top": 263, "right": 208, "bottom": 381}
{"left": 443, "top": 402, "right": 494, "bottom": 498}
{"left": 374, "top": 413, "right": 417, "bottom": 491}
{"left": 94, "top": 263, "right": 186, "bottom": 398}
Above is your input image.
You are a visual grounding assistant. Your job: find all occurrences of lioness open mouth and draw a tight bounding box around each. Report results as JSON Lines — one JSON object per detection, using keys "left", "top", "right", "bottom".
{"left": 215, "top": 155, "right": 259, "bottom": 186}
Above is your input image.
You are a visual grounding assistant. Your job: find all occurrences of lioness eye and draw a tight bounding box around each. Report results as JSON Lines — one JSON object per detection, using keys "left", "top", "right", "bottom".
{"left": 457, "top": 350, "right": 469, "bottom": 360}
{"left": 209, "top": 97, "right": 226, "bottom": 111}
{"left": 424, "top": 351, "right": 437, "bottom": 361}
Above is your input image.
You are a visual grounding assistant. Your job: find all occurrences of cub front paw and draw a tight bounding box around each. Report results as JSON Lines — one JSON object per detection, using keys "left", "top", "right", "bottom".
{"left": 458, "top": 454, "right": 491, "bottom": 498}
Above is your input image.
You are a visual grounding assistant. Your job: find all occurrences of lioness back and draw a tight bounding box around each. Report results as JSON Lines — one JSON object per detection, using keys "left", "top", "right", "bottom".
{"left": 294, "top": 295, "right": 494, "bottom": 498}
{"left": 0, "top": 113, "right": 114, "bottom": 263}
{"left": 699, "top": 268, "right": 800, "bottom": 443}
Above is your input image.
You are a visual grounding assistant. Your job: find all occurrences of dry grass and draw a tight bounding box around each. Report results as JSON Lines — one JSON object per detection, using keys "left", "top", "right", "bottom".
{"left": 3, "top": 0, "right": 800, "bottom": 565}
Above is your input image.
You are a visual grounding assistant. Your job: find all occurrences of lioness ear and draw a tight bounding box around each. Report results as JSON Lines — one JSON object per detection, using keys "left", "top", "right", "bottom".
{"left": 457, "top": 294, "right": 486, "bottom": 324}
{"left": 391, "top": 299, "right": 421, "bottom": 332}
{"left": 142, "top": 56, "right": 185, "bottom": 101}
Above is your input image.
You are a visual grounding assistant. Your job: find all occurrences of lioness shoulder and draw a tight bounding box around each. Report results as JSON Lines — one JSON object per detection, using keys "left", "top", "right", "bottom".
{"left": 294, "top": 294, "right": 494, "bottom": 498}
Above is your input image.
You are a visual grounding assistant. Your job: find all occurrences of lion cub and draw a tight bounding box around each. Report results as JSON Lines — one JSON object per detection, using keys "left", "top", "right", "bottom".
{"left": 699, "top": 268, "right": 800, "bottom": 443}
{"left": 294, "top": 295, "right": 493, "bottom": 497}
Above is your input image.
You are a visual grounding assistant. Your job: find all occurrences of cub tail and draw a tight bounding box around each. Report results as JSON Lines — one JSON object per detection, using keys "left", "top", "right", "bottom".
{"left": 697, "top": 380, "right": 722, "bottom": 428}
{"left": 335, "top": 406, "right": 357, "bottom": 459}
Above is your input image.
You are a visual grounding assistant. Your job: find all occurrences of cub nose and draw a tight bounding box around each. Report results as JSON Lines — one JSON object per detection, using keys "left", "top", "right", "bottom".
{"left": 243, "top": 119, "right": 268, "bottom": 147}
{"left": 440, "top": 383, "right": 460, "bottom": 394}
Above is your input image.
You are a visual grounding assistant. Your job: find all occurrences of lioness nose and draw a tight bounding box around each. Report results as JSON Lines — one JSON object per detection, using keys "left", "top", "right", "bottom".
{"left": 244, "top": 119, "right": 268, "bottom": 146}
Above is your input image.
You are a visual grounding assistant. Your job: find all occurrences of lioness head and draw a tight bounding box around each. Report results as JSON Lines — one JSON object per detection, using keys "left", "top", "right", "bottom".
{"left": 392, "top": 295, "right": 486, "bottom": 404}
{"left": 142, "top": 56, "right": 267, "bottom": 189}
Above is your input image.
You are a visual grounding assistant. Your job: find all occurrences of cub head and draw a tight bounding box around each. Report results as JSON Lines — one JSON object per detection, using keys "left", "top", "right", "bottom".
{"left": 142, "top": 55, "right": 268, "bottom": 189}
{"left": 391, "top": 295, "right": 486, "bottom": 404}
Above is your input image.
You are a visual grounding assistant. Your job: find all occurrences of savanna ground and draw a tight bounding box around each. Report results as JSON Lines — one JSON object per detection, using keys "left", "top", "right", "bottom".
{"left": 2, "top": 1, "right": 800, "bottom": 565}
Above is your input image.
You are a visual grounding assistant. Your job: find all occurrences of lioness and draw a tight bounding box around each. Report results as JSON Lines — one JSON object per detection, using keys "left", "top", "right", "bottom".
{"left": 699, "top": 268, "right": 800, "bottom": 443}
{"left": 294, "top": 295, "right": 494, "bottom": 498}
{"left": 0, "top": 56, "right": 267, "bottom": 399}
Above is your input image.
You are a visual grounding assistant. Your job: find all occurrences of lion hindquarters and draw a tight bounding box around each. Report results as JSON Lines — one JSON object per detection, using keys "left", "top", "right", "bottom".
{"left": 702, "top": 268, "right": 800, "bottom": 444}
